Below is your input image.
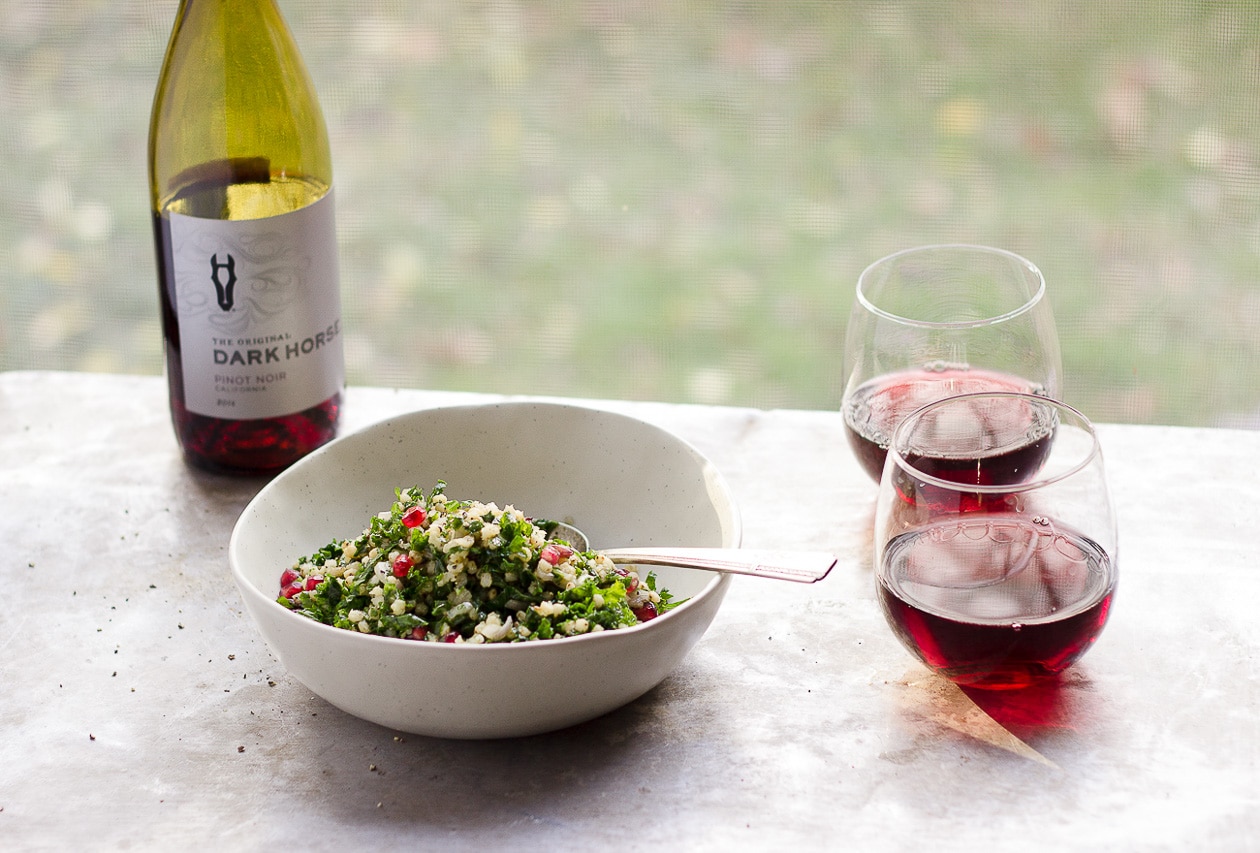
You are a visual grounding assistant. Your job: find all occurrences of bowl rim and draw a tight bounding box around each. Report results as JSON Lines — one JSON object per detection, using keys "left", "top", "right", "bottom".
{"left": 229, "top": 399, "right": 741, "bottom": 653}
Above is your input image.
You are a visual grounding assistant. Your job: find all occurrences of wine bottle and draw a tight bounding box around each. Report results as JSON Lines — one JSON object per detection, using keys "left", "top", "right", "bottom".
{"left": 148, "top": 0, "right": 344, "bottom": 475}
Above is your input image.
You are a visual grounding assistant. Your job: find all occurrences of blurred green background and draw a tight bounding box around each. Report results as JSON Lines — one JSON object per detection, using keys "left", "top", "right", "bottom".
{"left": 4, "top": 0, "right": 1260, "bottom": 426}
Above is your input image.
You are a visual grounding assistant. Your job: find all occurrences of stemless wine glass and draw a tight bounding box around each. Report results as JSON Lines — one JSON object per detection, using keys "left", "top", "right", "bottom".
{"left": 841, "top": 245, "right": 1062, "bottom": 483}
{"left": 874, "top": 392, "right": 1117, "bottom": 690}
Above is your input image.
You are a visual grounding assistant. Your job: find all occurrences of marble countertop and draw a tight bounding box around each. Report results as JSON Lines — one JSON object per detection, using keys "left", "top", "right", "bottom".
{"left": 2, "top": 371, "right": 1256, "bottom": 851}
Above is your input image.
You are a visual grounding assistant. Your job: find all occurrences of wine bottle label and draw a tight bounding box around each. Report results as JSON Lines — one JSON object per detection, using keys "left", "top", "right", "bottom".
{"left": 168, "top": 192, "right": 344, "bottom": 420}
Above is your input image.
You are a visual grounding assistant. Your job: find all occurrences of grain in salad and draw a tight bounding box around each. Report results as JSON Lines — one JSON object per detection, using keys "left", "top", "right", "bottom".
{"left": 277, "top": 482, "right": 679, "bottom": 643}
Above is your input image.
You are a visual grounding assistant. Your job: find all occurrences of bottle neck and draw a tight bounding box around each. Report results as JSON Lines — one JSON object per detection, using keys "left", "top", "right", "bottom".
{"left": 151, "top": 0, "right": 331, "bottom": 212}
{"left": 175, "top": 0, "right": 285, "bottom": 33}
{"left": 179, "top": 0, "right": 283, "bottom": 13}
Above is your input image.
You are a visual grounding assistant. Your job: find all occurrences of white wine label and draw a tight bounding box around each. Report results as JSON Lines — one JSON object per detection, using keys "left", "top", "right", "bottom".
{"left": 169, "top": 192, "right": 344, "bottom": 420}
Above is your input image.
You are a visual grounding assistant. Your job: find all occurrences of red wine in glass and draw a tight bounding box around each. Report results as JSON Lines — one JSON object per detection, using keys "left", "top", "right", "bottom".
{"left": 843, "top": 365, "right": 1048, "bottom": 483}
{"left": 877, "top": 514, "right": 1115, "bottom": 689}
{"left": 893, "top": 388, "right": 1058, "bottom": 510}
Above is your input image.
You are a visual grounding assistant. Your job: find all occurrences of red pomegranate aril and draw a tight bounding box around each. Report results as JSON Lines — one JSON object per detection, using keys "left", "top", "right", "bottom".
{"left": 281, "top": 582, "right": 304, "bottom": 599}
{"left": 303, "top": 575, "right": 322, "bottom": 591}
{"left": 633, "top": 602, "right": 658, "bottom": 622}
{"left": 392, "top": 554, "right": 414, "bottom": 578}
{"left": 540, "top": 543, "right": 573, "bottom": 565}
{"left": 409, "top": 626, "right": 428, "bottom": 641}
{"left": 280, "top": 567, "right": 301, "bottom": 587}
{"left": 401, "top": 506, "right": 427, "bottom": 529}
{"left": 441, "top": 632, "right": 459, "bottom": 643}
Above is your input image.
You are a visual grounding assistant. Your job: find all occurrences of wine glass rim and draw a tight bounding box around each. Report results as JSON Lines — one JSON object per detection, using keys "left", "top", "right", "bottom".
{"left": 887, "top": 391, "right": 1100, "bottom": 493}
{"left": 856, "top": 244, "right": 1047, "bottom": 330}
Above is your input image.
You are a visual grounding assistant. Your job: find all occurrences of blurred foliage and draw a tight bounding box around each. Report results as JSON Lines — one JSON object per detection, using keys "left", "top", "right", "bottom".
{"left": 3, "top": 1, "right": 1260, "bottom": 426}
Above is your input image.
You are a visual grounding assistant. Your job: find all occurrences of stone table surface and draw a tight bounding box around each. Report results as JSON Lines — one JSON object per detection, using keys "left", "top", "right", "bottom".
{"left": 1, "top": 371, "right": 1257, "bottom": 851}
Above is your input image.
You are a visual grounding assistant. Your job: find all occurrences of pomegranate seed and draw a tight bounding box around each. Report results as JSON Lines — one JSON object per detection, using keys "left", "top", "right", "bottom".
{"left": 633, "top": 602, "right": 658, "bottom": 622}
{"left": 539, "top": 543, "right": 573, "bottom": 565}
{"left": 409, "top": 626, "right": 428, "bottom": 641}
{"left": 281, "top": 583, "right": 304, "bottom": 599}
{"left": 441, "top": 632, "right": 459, "bottom": 643}
{"left": 392, "top": 554, "right": 414, "bottom": 578}
{"left": 401, "top": 506, "right": 427, "bottom": 528}
{"left": 280, "top": 567, "right": 301, "bottom": 587}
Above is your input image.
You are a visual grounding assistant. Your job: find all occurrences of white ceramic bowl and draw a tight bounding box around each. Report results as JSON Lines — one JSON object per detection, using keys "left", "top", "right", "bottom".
{"left": 229, "top": 400, "right": 740, "bottom": 739}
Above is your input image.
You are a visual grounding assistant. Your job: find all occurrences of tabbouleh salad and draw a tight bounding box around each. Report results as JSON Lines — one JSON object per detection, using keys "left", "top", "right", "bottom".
{"left": 277, "top": 482, "right": 680, "bottom": 643}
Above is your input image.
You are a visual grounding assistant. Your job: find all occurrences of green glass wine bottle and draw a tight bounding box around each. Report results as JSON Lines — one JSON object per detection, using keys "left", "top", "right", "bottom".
{"left": 148, "top": 0, "right": 344, "bottom": 475}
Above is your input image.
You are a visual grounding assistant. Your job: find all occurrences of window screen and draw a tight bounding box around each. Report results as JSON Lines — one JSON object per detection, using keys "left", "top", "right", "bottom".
{"left": 3, "top": 1, "right": 1258, "bottom": 427}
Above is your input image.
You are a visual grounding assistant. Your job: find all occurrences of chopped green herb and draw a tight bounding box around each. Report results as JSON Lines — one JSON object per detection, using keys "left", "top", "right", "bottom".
{"left": 276, "top": 482, "right": 683, "bottom": 643}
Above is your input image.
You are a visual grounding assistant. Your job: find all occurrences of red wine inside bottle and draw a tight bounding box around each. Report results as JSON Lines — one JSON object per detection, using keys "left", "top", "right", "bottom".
{"left": 152, "top": 182, "right": 341, "bottom": 472}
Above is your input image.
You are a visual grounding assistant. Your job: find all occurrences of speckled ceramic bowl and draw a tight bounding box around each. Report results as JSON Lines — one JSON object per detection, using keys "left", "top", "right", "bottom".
{"left": 229, "top": 400, "right": 740, "bottom": 739}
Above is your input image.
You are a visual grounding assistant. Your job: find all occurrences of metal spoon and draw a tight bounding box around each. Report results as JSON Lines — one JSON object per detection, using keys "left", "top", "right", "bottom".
{"left": 546, "top": 521, "right": 836, "bottom": 584}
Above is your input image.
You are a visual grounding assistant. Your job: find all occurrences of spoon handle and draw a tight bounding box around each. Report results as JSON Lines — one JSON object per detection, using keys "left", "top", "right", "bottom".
{"left": 598, "top": 548, "right": 837, "bottom": 584}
